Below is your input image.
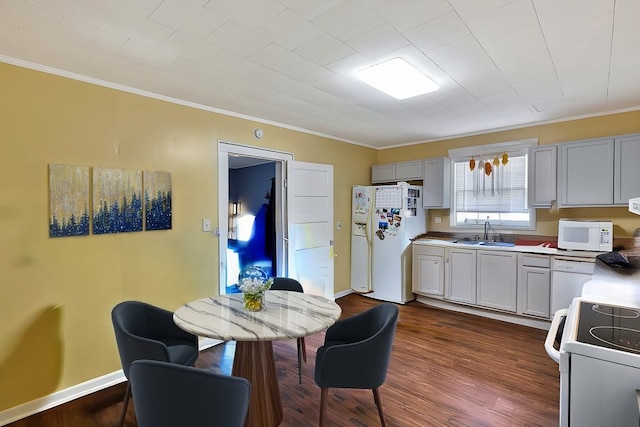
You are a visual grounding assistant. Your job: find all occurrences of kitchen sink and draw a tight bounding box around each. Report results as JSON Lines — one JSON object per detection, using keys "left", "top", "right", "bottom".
{"left": 450, "top": 240, "right": 515, "bottom": 247}
{"left": 478, "top": 241, "right": 515, "bottom": 247}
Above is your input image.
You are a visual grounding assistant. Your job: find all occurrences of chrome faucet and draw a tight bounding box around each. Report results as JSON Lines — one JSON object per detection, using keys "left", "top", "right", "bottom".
{"left": 483, "top": 221, "right": 491, "bottom": 241}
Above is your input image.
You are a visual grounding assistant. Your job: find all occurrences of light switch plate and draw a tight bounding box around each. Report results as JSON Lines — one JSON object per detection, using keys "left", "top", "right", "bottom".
{"left": 202, "top": 219, "right": 211, "bottom": 232}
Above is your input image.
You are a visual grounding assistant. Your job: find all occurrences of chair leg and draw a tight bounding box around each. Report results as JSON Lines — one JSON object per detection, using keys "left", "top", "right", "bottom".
{"left": 319, "top": 388, "right": 329, "bottom": 427}
{"left": 372, "top": 387, "right": 386, "bottom": 427}
{"left": 296, "top": 339, "right": 302, "bottom": 384}
{"left": 118, "top": 382, "right": 131, "bottom": 427}
{"left": 300, "top": 337, "right": 307, "bottom": 363}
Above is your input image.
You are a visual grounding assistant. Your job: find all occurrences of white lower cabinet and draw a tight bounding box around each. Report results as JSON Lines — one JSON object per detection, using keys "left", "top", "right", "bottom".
{"left": 413, "top": 242, "right": 554, "bottom": 321}
{"left": 444, "top": 248, "right": 476, "bottom": 304}
{"left": 517, "top": 254, "right": 551, "bottom": 318}
{"left": 477, "top": 250, "right": 517, "bottom": 312}
{"left": 412, "top": 245, "right": 445, "bottom": 297}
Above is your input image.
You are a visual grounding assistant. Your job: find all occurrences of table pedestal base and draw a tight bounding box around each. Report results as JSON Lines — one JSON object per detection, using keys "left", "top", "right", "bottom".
{"left": 233, "top": 341, "right": 283, "bottom": 427}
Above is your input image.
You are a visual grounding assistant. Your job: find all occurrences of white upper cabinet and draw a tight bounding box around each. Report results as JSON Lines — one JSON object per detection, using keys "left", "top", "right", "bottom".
{"left": 556, "top": 134, "right": 640, "bottom": 207}
{"left": 422, "top": 157, "right": 450, "bottom": 209}
{"left": 371, "top": 164, "right": 396, "bottom": 183}
{"left": 614, "top": 134, "right": 640, "bottom": 205}
{"left": 528, "top": 145, "right": 557, "bottom": 207}
{"left": 371, "top": 161, "right": 422, "bottom": 183}
{"left": 558, "top": 138, "right": 615, "bottom": 207}
{"left": 395, "top": 161, "right": 423, "bottom": 180}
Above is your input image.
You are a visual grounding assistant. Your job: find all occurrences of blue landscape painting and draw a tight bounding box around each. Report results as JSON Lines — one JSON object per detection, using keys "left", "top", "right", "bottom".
{"left": 49, "top": 164, "right": 90, "bottom": 237}
{"left": 92, "top": 168, "right": 143, "bottom": 234}
{"left": 144, "top": 171, "right": 172, "bottom": 231}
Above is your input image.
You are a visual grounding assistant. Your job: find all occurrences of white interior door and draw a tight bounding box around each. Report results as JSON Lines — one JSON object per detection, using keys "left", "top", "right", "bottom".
{"left": 286, "top": 161, "right": 334, "bottom": 300}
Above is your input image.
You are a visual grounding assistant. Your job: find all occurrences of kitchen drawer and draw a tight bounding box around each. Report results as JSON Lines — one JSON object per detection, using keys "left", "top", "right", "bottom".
{"left": 413, "top": 244, "right": 445, "bottom": 257}
{"left": 521, "top": 254, "right": 551, "bottom": 268}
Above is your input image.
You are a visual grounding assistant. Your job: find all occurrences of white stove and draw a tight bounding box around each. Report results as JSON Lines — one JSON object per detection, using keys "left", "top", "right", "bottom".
{"left": 565, "top": 300, "right": 640, "bottom": 367}
{"left": 546, "top": 258, "right": 640, "bottom": 427}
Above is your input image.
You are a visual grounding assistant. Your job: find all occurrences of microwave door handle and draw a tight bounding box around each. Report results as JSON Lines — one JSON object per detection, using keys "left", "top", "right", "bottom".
{"left": 544, "top": 308, "right": 568, "bottom": 364}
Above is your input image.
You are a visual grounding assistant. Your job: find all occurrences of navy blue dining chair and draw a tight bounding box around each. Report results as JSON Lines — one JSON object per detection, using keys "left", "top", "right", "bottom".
{"left": 111, "top": 301, "right": 199, "bottom": 427}
{"left": 314, "top": 303, "right": 399, "bottom": 426}
{"left": 270, "top": 277, "right": 307, "bottom": 384}
{"left": 129, "top": 359, "right": 251, "bottom": 427}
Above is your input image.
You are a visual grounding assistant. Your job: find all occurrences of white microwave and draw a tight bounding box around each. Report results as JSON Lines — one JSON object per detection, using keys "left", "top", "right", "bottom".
{"left": 557, "top": 219, "right": 613, "bottom": 252}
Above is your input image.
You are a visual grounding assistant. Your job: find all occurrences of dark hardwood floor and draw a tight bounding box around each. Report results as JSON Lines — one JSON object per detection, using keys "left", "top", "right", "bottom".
{"left": 9, "top": 294, "right": 559, "bottom": 426}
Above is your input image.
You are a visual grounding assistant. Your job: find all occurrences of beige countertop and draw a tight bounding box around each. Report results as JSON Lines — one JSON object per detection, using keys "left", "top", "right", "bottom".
{"left": 412, "top": 238, "right": 605, "bottom": 258}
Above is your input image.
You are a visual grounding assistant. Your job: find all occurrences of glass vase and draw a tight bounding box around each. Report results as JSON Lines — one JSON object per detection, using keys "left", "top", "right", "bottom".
{"left": 243, "top": 291, "right": 265, "bottom": 312}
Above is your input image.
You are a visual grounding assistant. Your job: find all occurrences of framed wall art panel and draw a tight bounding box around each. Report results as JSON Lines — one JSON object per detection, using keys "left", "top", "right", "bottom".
{"left": 144, "top": 171, "right": 172, "bottom": 231}
{"left": 92, "top": 168, "right": 143, "bottom": 234}
{"left": 48, "top": 164, "right": 90, "bottom": 238}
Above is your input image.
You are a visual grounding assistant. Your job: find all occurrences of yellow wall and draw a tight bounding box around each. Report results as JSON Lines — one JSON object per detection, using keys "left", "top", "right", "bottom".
{"left": 0, "top": 62, "right": 377, "bottom": 410}
{"left": 378, "top": 111, "right": 640, "bottom": 239}
{"left": 2, "top": 58, "right": 639, "bottom": 413}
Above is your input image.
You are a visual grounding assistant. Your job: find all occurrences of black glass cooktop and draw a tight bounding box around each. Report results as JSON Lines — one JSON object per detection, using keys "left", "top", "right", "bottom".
{"left": 576, "top": 302, "right": 640, "bottom": 354}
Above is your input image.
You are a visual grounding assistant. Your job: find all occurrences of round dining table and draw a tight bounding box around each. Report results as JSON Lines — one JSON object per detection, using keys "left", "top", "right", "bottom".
{"left": 173, "top": 290, "right": 341, "bottom": 427}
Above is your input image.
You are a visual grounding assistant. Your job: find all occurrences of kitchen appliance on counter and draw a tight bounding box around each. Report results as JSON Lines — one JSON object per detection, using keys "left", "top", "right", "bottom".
{"left": 350, "top": 183, "right": 425, "bottom": 303}
{"left": 545, "top": 258, "right": 640, "bottom": 426}
{"left": 557, "top": 219, "right": 613, "bottom": 252}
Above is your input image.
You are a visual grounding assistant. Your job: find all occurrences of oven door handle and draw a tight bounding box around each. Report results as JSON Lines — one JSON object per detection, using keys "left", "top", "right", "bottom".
{"left": 544, "top": 308, "right": 568, "bottom": 364}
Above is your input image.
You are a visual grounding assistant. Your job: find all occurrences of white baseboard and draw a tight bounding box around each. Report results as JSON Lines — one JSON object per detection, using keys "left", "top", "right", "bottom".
{"left": 415, "top": 296, "right": 551, "bottom": 330}
{"left": 334, "top": 289, "right": 353, "bottom": 299}
{"left": 0, "top": 338, "right": 223, "bottom": 426}
{"left": 0, "top": 370, "right": 126, "bottom": 426}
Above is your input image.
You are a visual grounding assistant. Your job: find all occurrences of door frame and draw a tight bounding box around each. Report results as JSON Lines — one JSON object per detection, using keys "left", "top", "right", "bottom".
{"left": 217, "top": 141, "right": 293, "bottom": 295}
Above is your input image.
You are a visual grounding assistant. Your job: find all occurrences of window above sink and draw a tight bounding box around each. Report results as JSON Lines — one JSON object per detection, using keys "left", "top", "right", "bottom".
{"left": 448, "top": 139, "right": 537, "bottom": 230}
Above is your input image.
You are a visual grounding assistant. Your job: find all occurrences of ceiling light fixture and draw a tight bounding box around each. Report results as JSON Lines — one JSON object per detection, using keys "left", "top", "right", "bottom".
{"left": 356, "top": 58, "right": 439, "bottom": 100}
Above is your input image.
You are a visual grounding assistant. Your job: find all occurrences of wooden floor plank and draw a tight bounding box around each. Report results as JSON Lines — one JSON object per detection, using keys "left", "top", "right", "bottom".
{"left": 8, "top": 294, "right": 559, "bottom": 426}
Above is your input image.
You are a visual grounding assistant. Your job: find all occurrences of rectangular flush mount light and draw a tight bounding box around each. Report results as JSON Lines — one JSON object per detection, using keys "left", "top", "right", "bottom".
{"left": 357, "top": 58, "right": 439, "bottom": 100}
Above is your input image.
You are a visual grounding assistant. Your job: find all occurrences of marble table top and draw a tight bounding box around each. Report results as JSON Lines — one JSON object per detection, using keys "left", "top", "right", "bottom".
{"left": 173, "top": 291, "right": 341, "bottom": 342}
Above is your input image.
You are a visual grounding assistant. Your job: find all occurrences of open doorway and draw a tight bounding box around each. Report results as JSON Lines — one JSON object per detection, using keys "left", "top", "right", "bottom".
{"left": 218, "top": 141, "right": 335, "bottom": 299}
{"left": 226, "top": 161, "right": 276, "bottom": 292}
{"left": 218, "top": 142, "right": 293, "bottom": 295}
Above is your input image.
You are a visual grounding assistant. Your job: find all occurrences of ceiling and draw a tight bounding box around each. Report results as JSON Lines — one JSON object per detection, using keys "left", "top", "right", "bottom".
{"left": 2, "top": 0, "right": 639, "bottom": 149}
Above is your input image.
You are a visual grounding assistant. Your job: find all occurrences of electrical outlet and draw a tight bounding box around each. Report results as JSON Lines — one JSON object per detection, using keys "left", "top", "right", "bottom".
{"left": 434, "top": 216, "right": 442, "bottom": 224}
{"left": 202, "top": 219, "right": 211, "bottom": 232}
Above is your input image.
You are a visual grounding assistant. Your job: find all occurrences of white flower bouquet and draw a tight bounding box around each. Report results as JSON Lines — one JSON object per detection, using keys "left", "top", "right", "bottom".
{"left": 239, "top": 276, "right": 273, "bottom": 294}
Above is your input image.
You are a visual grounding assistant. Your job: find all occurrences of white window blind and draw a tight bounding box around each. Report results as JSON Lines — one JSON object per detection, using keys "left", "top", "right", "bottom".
{"left": 449, "top": 139, "right": 536, "bottom": 229}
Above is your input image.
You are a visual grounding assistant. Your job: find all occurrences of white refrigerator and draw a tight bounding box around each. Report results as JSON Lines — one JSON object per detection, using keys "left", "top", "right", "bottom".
{"left": 350, "top": 183, "right": 426, "bottom": 304}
